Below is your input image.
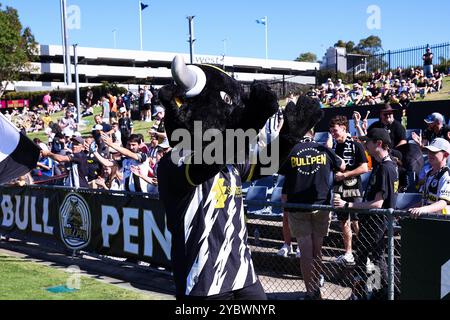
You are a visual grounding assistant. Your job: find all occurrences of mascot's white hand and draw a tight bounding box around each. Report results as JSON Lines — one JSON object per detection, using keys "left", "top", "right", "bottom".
{"left": 257, "top": 108, "right": 284, "bottom": 149}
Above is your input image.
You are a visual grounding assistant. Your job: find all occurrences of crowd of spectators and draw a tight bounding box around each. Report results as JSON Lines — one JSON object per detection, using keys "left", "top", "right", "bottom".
{"left": 6, "top": 87, "right": 168, "bottom": 196}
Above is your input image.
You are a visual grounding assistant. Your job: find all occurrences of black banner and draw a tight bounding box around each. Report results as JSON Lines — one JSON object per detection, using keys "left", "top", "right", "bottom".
{"left": 0, "top": 186, "right": 172, "bottom": 269}
{"left": 315, "top": 100, "right": 450, "bottom": 132}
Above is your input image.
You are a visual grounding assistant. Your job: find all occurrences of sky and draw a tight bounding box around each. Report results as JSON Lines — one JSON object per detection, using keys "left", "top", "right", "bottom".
{"left": 3, "top": 0, "right": 450, "bottom": 61}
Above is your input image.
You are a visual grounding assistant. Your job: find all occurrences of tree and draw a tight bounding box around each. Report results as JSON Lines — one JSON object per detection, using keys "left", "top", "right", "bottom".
{"left": 334, "top": 40, "right": 356, "bottom": 53}
{"left": 332, "top": 36, "right": 384, "bottom": 73}
{"left": 295, "top": 52, "right": 317, "bottom": 62}
{"left": 334, "top": 40, "right": 347, "bottom": 48}
{"left": 0, "top": 4, "right": 38, "bottom": 98}
{"left": 334, "top": 36, "right": 382, "bottom": 55}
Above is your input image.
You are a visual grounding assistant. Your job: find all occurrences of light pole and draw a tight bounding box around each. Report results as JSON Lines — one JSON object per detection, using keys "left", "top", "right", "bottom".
{"left": 73, "top": 44, "right": 81, "bottom": 124}
{"left": 187, "top": 16, "right": 196, "bottom": 64}
{"left": 222, "top": 38, "right": 227, "bottom": 70}
{"left": 139, "top": 2, "right": 143, "bottom": 50}
{"left": 222, "top": 38, "right": 227, "bottom": 56}
{"left": 60, "top": 0, "right": 72, "bottom": 85}
{"left": 264, "top": 16, "right": 268, "bottom": 60}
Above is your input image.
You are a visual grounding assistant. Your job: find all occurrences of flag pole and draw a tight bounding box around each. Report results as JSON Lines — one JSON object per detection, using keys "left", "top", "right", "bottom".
{"left": 61, "top": 0, "right": 72, "bottom": 85}
{"left": 265, "top": 16, "right": 268, "bottom": 60}
{"left": 139, "top": 1, "right": 143, "bottom": 50}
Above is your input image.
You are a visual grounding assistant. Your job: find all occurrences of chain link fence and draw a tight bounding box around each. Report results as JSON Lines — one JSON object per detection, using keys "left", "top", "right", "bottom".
{"left": 245, "top": 201, "right": 405, "bottom": 300}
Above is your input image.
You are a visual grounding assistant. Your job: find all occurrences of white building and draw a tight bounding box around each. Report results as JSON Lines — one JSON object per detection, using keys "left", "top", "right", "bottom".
{"left": 320, "top": 47, "right": 368, "bottom": 76}
{"left": 8, "top": 45, "right": 319, "bottom": 92}
{"left": 321, "top": 47, "right": 348, "bottom": 74}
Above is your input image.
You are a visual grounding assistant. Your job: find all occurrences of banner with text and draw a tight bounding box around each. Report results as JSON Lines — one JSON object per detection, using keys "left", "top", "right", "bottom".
{"left": 0, "top": 100, "right": 30, "bottom": 109}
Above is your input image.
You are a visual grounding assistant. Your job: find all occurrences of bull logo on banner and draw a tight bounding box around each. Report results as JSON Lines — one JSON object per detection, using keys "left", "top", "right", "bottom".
{"left": 59, "top": 193, "right": 91, "bottom": 250}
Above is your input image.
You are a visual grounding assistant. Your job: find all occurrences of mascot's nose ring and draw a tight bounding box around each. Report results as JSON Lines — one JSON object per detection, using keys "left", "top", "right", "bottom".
{"left": 172, "top": 55, "right": 207, "bottom": 98}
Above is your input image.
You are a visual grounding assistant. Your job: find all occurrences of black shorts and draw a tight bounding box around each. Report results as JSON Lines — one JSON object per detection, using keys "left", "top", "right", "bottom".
{"left": 336, "top": 197, "right": 362, "bottom": 222}
{"left": 143, "top": 103, "right": 151, "bottom": 111}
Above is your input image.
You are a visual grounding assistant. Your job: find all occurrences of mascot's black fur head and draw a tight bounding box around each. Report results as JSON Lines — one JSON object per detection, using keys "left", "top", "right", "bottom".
{"left": 159, "top": 55, "right": 323, "bottom": 148}
{"left": 159, "top": 56, "right": 277, "bottom": 146}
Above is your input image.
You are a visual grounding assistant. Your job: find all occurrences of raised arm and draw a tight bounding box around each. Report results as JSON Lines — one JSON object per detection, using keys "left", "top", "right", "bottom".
{"left": 101, "top": 132, "right": 139, "bottom": 161}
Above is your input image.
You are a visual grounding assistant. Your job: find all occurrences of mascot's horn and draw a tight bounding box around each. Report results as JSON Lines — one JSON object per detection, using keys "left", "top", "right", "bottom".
{"left": 171, "top": 55, "right": 206, "bottom": 98}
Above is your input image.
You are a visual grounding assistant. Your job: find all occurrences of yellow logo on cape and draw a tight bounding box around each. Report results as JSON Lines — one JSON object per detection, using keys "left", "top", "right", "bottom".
{"left": 212, "top": 178, "right": 242, "bottom": 209}
{"left": 212, "top": 178, "right": 227, "bottom": 209}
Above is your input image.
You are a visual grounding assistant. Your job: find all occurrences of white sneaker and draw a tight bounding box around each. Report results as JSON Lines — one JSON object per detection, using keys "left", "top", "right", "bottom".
{"left": 336, "top": 252, "right": 355, "bottom": 265}
{"left": 277, "top": 244, "right": 293, "bottom": 257}
{"left": 366, "top": 257, "right": 376, "bottom": 273}
{"left": 296, "top": 247, "right": 301, "bottom": 258}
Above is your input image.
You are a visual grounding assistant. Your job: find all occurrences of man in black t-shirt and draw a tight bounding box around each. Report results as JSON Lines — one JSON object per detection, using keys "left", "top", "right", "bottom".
{"left": 367, "top": 104, "right": 407, "bottom": 148}
{"left": 367, "top": 82, "right": 382, "bottom": 103}
{"left": 329, "top": 116, "right": 369, "bottom": 266}
{"left": 118, "top": 107, "right": 134, "bottom": 147}
{"left": 423, "top": 47, "right": 434, "bottom": 78}
{"left": 279, "top": 130, "right": 345, "bottom": 300}
{"left": 334, "top": 128, "right": 399, "bottom": 300}
{"left": 84, "top": 135, "right": 108, "bottom": 184}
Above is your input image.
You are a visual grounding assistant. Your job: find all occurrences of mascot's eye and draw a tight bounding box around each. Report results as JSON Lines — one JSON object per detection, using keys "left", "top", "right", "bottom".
{"left": 220, "top": 91, "right": 233, "bottom": 105}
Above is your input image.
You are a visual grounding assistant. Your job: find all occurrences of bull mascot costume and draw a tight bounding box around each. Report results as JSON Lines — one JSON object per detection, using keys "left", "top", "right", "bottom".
{"left": 158, "top": 56, "right": 323, "bottom": 300}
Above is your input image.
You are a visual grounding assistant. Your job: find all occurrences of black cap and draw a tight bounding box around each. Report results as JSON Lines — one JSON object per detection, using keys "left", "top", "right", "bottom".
{"left": 379, "top": 103, "right": 394, "bottom": 113}
{"left": 360, "top": 128, "right": 392, "bottom": 146}
{"left": 71, "top": 136, "right": 85, "bottom": 145}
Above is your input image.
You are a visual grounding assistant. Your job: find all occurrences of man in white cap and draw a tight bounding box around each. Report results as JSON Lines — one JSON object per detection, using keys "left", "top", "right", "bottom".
{"left": 412, "top": 112, "right": 449, "bottom": 148}
{"left": 409, "top": 138, "right": 450, "bottom": 218}
{"left": 118, "top": 106, "right": 133, "bottom": 147}
{"left": 152, "top": 106, "right": 165, "bottom": 121}
{"left": 150, "top": 106, "right": 168, "bottom": 145}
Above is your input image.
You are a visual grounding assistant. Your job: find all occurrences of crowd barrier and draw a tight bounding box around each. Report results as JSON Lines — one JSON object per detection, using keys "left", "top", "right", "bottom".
{"left": 1, "top": 185, "right": 449, "bottom": 300}
{"left": 0, "top": 185, "right": 171, "bottom": 269}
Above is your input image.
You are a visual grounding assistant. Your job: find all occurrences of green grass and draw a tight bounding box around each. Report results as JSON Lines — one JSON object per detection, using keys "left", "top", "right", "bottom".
{"left": 0, "top": 254, "right": 158, "bottom": 300}
{"left": 27, "top": 107, "right": 155, "bottom": 143}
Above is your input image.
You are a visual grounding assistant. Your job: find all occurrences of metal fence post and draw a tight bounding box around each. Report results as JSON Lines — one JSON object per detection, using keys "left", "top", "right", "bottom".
{"left": 388, "top": 50, "right": 391, "bottom": 72}
{"left": 387, "top": 208, "right": 395, "bottom": 300}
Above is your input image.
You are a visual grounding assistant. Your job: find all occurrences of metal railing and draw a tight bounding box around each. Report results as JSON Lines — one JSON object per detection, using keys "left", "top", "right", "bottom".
{"left": 368, "top": 42, "right": 450, "bottom": 74}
